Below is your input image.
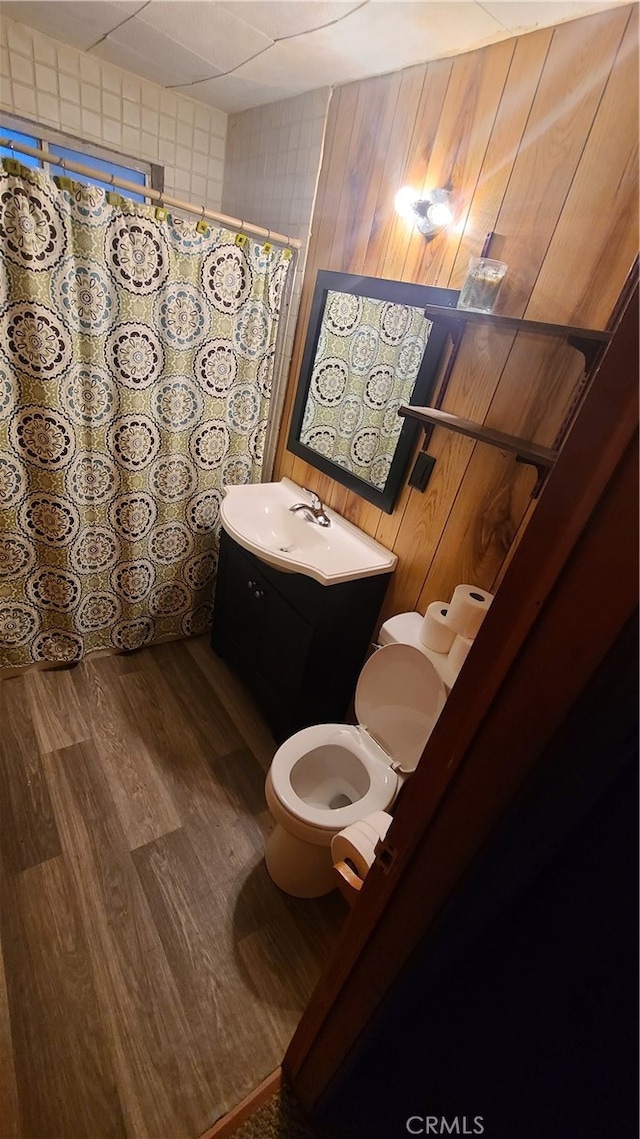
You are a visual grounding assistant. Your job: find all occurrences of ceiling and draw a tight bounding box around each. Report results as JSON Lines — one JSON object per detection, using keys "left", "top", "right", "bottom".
{"left": 2, "top": 1, "right": 627, "bottom": 113}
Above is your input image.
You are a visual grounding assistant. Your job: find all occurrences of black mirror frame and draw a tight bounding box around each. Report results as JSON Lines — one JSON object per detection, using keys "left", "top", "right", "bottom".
{"left": 287, "top": 271, "right": 459, "bottom": 513}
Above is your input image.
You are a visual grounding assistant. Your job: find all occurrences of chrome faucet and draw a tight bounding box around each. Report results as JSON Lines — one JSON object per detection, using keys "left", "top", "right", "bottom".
{"left": 289, "top": 488, "right": 331, "bottom": 527}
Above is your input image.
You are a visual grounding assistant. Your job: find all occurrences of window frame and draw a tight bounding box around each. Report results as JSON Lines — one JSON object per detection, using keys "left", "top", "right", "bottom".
{"left": 0, "top": 110, "right": 164, "bottom": 197}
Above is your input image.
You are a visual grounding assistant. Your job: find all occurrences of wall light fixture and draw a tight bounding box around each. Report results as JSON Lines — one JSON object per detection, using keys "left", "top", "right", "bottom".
{"left": 394, "top": 186, "right": 453, "bottom": 240}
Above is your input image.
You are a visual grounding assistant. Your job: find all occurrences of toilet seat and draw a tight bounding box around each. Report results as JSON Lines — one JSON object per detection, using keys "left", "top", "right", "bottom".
{"left": 267, "top": 722, "right": 398, "bottom": 840}
{"left": 267, "top": 645, "right": 446, "bottom": 846}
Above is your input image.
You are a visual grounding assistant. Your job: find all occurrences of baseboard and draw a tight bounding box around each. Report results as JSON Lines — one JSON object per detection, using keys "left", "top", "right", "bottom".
{"left": 199, "top": 1068, "right": 282, "bottom": 1138}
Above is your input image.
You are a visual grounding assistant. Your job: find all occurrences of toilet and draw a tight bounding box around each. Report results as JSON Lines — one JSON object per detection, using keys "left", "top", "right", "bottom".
{"left": 264, "top": 642, "right": 447, "bottom": 897}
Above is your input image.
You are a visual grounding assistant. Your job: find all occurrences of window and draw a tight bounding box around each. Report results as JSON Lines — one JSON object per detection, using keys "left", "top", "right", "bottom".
{"left": 0, "top": 117, "right": 163, "bottom": 202}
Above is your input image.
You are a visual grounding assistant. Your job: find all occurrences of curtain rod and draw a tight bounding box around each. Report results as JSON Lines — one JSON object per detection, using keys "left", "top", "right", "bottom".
{"left": 0, "top": 135, "right": 302, "bottom": 250}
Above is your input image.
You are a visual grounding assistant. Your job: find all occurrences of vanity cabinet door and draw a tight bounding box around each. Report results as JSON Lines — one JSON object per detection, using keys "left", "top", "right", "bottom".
{"left": 211, "top": 530, "right": 391, "bottom": 742}
{"left": 211, "top": 533, "right": 314, "bottom": 739}
{"left": 210, "top": 536, "right": 266, "bottom": 688}
{"left": 252, "top": 582, "right": 314, "bottom": 740}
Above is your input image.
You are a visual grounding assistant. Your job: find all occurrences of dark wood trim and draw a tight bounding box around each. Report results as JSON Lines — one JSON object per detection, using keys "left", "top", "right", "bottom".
{"left": 199, "top": 1069, "right": 282, "bottom": 1138}
{"left": 283, "top": 279, "right": 638, "bottom": 1108}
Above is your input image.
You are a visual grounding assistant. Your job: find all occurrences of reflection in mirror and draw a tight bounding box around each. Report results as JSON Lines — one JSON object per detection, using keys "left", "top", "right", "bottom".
{"left": 288, "top": 272, "right": 459, "bottom": 512}
{"left": 300, "top": 291, "right": 432, "bottom": 491}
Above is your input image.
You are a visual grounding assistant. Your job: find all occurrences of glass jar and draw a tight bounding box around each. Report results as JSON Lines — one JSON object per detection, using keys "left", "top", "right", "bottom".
{"left": 457, "top": 257, "right": 508, "bottom": 314}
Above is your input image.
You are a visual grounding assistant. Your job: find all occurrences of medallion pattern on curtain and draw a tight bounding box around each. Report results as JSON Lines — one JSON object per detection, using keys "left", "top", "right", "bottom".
{"left": 0, "top": 162, "right": 291, "bottom": 668}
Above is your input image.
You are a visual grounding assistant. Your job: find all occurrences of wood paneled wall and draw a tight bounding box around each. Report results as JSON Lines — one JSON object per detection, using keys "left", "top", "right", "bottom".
{"left": 274, "top": 6, "right": 638, "bottom": 620}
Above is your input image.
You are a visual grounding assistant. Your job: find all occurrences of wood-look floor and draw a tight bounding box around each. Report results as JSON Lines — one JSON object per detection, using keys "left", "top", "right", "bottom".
{"left": 0, "top": 637, "right": 345, "bottom": 1139}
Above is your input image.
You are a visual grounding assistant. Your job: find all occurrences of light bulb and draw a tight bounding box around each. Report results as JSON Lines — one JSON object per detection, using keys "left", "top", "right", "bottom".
{"left": 426, "top": 201, "right": 453, "bottom": 227}
{"left": 394, "top": 185, "right": 419, "bottom": 222}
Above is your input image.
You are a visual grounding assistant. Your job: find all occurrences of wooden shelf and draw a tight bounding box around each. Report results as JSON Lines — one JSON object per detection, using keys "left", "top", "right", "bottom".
{"left": 422, "top": 305, "right": 611, "bottom": 368}
{"left": 423, "top": 304, "right": 610, "bottom": 341}
{"left": 399, "top": 405, "right": 558, "bottom": 473}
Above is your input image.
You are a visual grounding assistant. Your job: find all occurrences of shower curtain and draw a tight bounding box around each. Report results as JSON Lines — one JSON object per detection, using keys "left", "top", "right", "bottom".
{"left": 0, "top": 161, "right": 291, "bottom": 668}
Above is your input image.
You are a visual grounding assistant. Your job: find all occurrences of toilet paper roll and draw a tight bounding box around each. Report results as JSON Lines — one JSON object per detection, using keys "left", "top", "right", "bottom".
{"left": 419, "top": 601, "right": 456, "bottom": 653}
{"left": 448, "top": 633, "right": 474, "bottom": 676}
{"left": 331, "top": 812, "right": 393, "bottom": 881}
{"left": 446, "top": 584, "right": 494, "bottom": 639}
{"left": 359, "top": 811, "right": 393, "bottom": 841}
{"left": 331, "top": 826, "right": 378, "bottom": 880}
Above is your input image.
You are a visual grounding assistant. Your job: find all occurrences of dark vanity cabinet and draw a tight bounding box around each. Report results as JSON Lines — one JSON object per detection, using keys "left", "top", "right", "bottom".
{"left": 210, "top": 530, "right": 391, "bottom": 742}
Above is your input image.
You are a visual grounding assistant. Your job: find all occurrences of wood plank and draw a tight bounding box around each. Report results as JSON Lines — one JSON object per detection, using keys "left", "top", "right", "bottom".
{"left": 71, "top": 655, "right": 181, "bottom": 850}
{"left": 228, "top": 856, "right": 344, "bottom": 966}
{"left": 0, "top": 677, "right": 62, "bottom": 875}
{"left": 132, "top": 828, "right": 290, "bottom": 1113}
{"left": 361, "top": 63, "right": 429, "bottom": 279}
{"left": 141, "top": 639, "right": 245, "bottom": 758}
{"left": 186, "top": 635, "right": 277, "bottom": 772}
{"left": 416, "top": 446, "right": 536, "bottom": 611}
{"left": 24, "top": 665, "right": 91, "bottom": 753}
{"left": 403, "top": 37, "right": 515, "bottom": 289}
{"left": 42, "top": 739, "right": 216, "bottom": 1138}
{"left": 346, "top": 67, "right": 415, "bottom": 276}
{"left": 0, "top": 928, "right": 20, "bottom": 1139}
{"left": 448, "top": 24, "right": 554, "bottom": 286}
{"left": 374, "top": 59, "right": 452, "bottom": 281}
{"left": 116, "top": 664, "right": 266, "bottom": 880}
{"left": 0, "top": 856, "right": 126, "bottom": 1139}
{"left": 327, "top": 71, "right": 403, "bottom": 273}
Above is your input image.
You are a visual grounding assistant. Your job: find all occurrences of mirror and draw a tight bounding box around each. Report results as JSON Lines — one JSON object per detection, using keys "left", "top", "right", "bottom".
{"left": 288, "top": 271, "right": 458, "bottom": 512}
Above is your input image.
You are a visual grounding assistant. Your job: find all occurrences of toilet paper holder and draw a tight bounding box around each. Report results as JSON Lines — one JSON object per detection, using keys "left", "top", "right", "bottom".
{"left": 333, "top": 859, "right": 364, "bottom": 905}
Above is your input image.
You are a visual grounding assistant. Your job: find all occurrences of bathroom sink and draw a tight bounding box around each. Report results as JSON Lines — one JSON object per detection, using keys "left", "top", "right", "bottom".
{"left": 220, "top": 478, "right": 397, "bottom": 585}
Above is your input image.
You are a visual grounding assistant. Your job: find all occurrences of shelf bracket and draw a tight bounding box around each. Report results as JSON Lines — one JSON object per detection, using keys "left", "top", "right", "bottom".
{"left": 566, "top": 335, "right": 606, "bottom": 372}
{"left": 515, "top": 454, "right": 550, "bottom": 498}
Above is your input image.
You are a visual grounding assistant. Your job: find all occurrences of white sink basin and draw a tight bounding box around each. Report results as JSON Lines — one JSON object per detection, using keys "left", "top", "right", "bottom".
{"left": 220, "top": 478, "right": 397, "bottom": 585}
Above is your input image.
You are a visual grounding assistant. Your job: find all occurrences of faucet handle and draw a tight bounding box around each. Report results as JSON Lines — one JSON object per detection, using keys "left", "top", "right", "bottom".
{"left": 303, "top": 486, "right": 321, "bottom": 510}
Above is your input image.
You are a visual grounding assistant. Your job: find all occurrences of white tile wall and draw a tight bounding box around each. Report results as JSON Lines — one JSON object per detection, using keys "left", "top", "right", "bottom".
{"left": 0, "top": 14, "right": 227, "bottom": 206}
{"left": 222, "top": 88, "right": 331, "bottom": 411}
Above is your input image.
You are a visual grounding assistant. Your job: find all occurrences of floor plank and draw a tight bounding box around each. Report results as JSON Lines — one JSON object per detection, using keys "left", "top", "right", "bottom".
{"left": 143, "top": 640, "right": 246, "bottom": 758}
{"left": 24, "top": 665, "right": 91, "bottom": 753}
{"left": 116, "top": 664, "right": 266, "bottom": 880}
{"left": 133, "top": 827, "right": 285, "bottom": 1114}
{"left": 70, "top": 657, "right": 182, "bottom": 850}
{"left": 186, "top": 635, "right": 278, "bottom": 772}
{"left": 43, "top": 739, "right": 217, "bottom": 1139}
{"left": 0, "top": 927, "right": 21, "bottom": 1139}
{"left": 0, "top": 678, "right": 62, "bottom": 875}
{"left": 0, "top": 856, "right": 126, "bottom": 1139}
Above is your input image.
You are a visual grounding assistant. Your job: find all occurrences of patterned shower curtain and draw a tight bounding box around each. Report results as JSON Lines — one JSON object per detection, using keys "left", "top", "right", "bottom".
{"left": 0, "top": 161, "right": 291, "bottom": 669}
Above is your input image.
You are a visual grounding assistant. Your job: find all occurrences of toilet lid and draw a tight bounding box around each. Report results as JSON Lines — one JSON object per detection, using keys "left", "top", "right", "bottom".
{"left": 355, "top": 643, "right": 447, "bottom": 772}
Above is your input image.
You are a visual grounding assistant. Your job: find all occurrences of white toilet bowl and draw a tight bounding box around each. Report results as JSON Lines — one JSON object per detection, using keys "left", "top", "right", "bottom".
{"left": 264, "top": 643, "right": 447, "bottom": 897}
